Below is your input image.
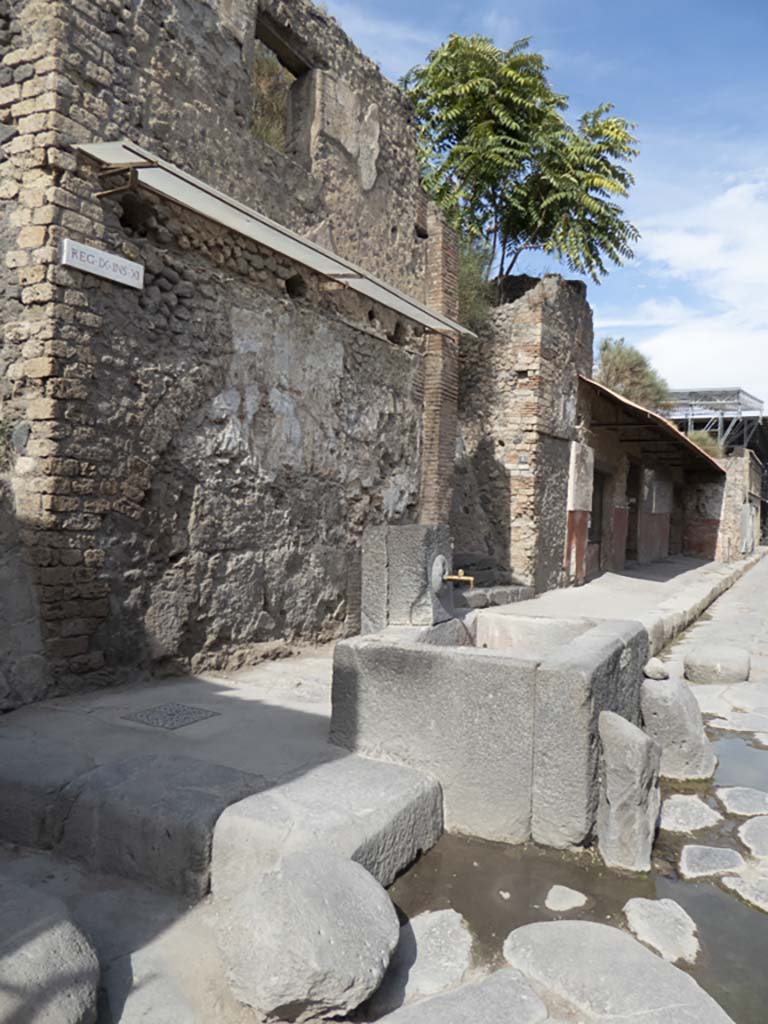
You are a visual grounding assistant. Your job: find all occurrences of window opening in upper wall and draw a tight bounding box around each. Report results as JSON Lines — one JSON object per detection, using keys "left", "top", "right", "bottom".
{"left": 251, "top": 18, "right": 311, "bottom": 155}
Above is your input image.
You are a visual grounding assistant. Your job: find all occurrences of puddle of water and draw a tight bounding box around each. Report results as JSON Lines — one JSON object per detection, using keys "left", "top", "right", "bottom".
{"left": 390, "top": 736, "right": 768, "bottom": 1024}
{"left": 712, "top": 736, "right": 768, "bottom": 789}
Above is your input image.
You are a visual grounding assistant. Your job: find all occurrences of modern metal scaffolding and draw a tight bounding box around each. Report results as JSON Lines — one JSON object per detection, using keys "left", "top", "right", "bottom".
{"left": 667, "top": 388, "right": 765, "bottom": 449}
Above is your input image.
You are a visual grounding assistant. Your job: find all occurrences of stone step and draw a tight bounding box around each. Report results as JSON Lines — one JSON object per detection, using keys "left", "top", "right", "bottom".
{"left": 211, "top": 754, "right": 443, "bottom": 898}
{"left": 0, "top": 731, "right": 264, "bottom": 897}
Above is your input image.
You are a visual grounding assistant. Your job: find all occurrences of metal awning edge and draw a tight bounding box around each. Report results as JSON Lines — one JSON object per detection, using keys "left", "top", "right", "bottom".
{"left": 75, "top": 140, "right": 476, "bottom": 339}
{"left": 580, "top": 376, "right": 726, "bottom": 474}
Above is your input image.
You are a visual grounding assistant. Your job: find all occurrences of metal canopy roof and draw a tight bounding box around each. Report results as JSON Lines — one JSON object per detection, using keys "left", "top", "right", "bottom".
{"left": 581, "top": 376, "right": 725, "bottom": 475}
{"left": 75, "top": 140, "right": 474, "bottom": 339}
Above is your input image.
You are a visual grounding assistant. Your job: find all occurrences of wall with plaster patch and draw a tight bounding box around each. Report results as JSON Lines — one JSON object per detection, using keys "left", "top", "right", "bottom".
{"left": 0, "top": 0, "right": 455, "bottom": 704}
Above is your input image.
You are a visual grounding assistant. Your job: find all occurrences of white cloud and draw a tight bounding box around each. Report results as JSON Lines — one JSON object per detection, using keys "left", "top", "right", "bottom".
{"left": 607, "top": 177, "right": 768, "bottom": 402}
{"left": 595, "top": 297, "right": 692, "bottom": 330}
{"left": 322, "top": 1, "right": 439, "bottom": 80}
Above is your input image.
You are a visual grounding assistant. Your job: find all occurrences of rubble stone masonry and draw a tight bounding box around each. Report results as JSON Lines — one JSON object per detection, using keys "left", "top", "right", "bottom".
{"left": 452, "top": 275, "right": 592, "bottom": 590}
{"left": 0, "top": 0, "right": 459, "bottom": 705}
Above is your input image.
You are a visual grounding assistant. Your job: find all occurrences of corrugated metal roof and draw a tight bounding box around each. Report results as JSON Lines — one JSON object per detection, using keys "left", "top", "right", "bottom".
{"left": 75, "top": 140, "right": 474, "bottom": 339}
{"left": 581, "top": 376, "right": 725, "bottom": 474}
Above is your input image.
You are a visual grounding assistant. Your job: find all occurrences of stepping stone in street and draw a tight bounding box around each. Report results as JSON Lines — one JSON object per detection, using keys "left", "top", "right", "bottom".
{"left": 623, "top": 897, "right": 699, "bottom": 964}
{"left": 716, "top": 786, "right": 768, "bottom": 817}
{"left": 503, "top": 920, "right": 734, "bottom": 1023}
{"left": 373, "top": 967, "right": 549, "bottom": 1022}
{"left": 709, "top": 712, "right": 768, "bottom": 734}
{"left": 545, "top": 885, "right": 588, "bottom": 913}
{"left": 678, "top": 845, "right": 746, "bottom": 879}
{"left": 722, "top": 863, "right": 768, "bottom": 914}
{"left": 738, "top": 816, "right": 768, "bottom": 858}
{"left": 660, "top": 794, "right": 722, "bottom": 834}
{"left": 365, "top": 909, "right": 475, "bottom": 1017}
{"left": 685, "top": 646, "right": 751, "bottom": 685}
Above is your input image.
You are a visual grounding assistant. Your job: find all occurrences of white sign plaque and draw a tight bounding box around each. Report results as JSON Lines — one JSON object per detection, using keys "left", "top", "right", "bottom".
{"left": 61, "top": 239, "right": 144, "bottom": 290}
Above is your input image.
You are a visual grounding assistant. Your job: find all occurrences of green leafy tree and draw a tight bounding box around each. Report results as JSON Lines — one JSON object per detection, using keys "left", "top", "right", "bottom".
{"left": 403, "top": 35, "right": 639, "bottom": 282}
{"left": 458, "top": 236, "right": 493, "bottom": 334}
{"left": 595, "top": 338, "right": 671, "bottom": 412}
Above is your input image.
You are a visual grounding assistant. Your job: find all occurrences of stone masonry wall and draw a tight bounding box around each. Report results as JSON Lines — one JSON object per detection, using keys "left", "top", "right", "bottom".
{"left": 0, "top": 0, "right": 457, "bottom": 706}
{"left": 452, "top": 275, "right": 593, "bottom": 590}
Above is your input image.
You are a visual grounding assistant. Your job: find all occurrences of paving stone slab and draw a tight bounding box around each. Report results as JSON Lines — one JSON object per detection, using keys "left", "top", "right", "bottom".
{"left": 660, "top": 794, "right": 722, "bottom": 834}
{"left": 709, "top": 712, "right": 768, "bottom": 734}
{"left": 374, "top": 968, "right": 548, "bottom": 1023}
{"left": 217, "top": 849, "right": 399, "bottom": 1022}
{"left": 0, "top": 875, "right": 99, "bottom": 1024}
{"left": 738, "top": 816, "right": 768, "bottom": 857}
{"left": 101, "top": 948, "right": 197, "bottom": 1024}
{"left": 723, "top": 683, "right": 768, "bottom": 712}
{"left": 365, "top": 909, "right": 474, "bottom": 1017}
{"left": 678, "top": 845, "right": 746, "bottom": 879}
{"left": 689, "top": 685, "right": 730, "bottom": 717}
{"left": 545, "top": 884, "right": 588, "bottom": 912}
{"left": 623, "top": 897, "right": 699, "bottom": 964}
{"left": 721, "top": 864, "right": 768, "bottom": 914}
{"left": 212, "top": 755, "right": 442, "bottom": 900}
{"left": 57, "top": 754, "right": 264, "bottom": 896}
{"left": 716, "top": 787, "right": 768, "bottom": 817}
{"left": 503, "top": 920, "right": 733, "bottom": 1022}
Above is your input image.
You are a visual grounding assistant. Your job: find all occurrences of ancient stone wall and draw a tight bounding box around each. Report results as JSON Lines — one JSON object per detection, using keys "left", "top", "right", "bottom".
{"left": 0, "top": 0, "right": 458, "bottom": 706}
{"left": 452, "top": 275, "right": 592, "bottom": 590}
{"left": 715, "top": 449, "right": 761, "bottom": 562}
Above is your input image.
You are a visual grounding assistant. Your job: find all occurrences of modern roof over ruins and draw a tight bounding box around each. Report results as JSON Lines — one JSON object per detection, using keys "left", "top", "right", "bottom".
{"left": 76, "top": 140, "right": 475, "bottom": 341}
{"left": 581, "top": 376, "right": 725, "bottom": 474}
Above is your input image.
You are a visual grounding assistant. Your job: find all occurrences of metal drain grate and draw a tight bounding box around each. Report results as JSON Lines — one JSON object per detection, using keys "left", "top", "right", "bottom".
{"left": 122, "top": 702, "right": 220, "bottom": 730}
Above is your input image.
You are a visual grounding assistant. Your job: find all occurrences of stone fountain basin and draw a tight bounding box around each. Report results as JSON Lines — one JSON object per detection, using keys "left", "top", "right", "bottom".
{"left": 330, "top": 611, "right": 649, "bottom": 849}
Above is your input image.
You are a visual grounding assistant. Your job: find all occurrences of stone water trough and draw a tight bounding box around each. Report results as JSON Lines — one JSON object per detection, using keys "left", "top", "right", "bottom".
{"left": 332, "top": 601, "right": 649, "bottom": 849}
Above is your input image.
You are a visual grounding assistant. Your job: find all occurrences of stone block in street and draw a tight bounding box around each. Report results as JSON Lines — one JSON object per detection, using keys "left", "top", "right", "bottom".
{"left": 373, "top": 968, "right": 548, "bottom": 1023}
{"left": 624, "top": 897, "right": 699, "bottom": 964}
{"left": 212, "top": 754, "right": 442, "bottom": 898}
{"left": 641, "top": 677, "right": 716, "bottom": 780}
{"left": 722, "top": 864, "right": 768, "bottom": 914}
{"left": 0, "top": 876, "right": 99, "bottom": 1024}
{"left": 715, "top": 786, "right": 768, "bottom": 817}
{"left": 365, "top": 909, "right": 474, "bottom": 1017}
{"left": 544, "top": 885, "right": 588, "bottom": 912}
{"left": 684, "top": 646, "right": 751, "bottom": 685}
{"left": 660, "top": 794, "right": 722, "bottom": 833}
{"left": 678, "top": 845, "right": 746, "bottom": 879}
{"left": 597, "top": 711, "right": 660, "bottom": 872}
{"left": 216, "top": 850, "right": 399, "bottom": 1022}
{"left": 331, "top": 635, "right": 537, "bottom": 843}
{"left": 739, "top": 816, "right": 768, "bottom": 857}
{"left": 532, "top": 620, "right": 648, "bottom": 849}
{"left": 503, "top": 920, "right": 734, "bottom": 1023}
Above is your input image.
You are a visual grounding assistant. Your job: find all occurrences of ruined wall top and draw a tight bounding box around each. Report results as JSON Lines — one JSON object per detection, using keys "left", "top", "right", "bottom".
{"left": 12, "top": 0, "right": 435, "bottom": 300}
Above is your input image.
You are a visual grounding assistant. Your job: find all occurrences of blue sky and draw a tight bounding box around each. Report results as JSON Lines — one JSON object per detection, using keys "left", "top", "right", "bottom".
{"left": 324, "top": 0, "right": 768, "bottom": 402}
